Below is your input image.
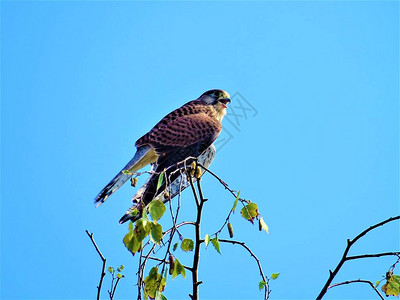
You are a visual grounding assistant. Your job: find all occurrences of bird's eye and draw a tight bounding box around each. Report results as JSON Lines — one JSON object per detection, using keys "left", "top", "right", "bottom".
{"left": 213, "top": 91, "right": 221, "bottom": 97}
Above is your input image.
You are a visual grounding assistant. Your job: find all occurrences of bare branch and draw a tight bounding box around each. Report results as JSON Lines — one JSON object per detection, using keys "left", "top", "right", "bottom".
{"left": 347, "top": 252, "right": 400, "bottom": 261}
{"left": 111, "top": 275, "right": 123, "bottom": 299}
{"left": 328, "top": 279, "right": 384, "bottom": 300}
{"left": 147, "top": 256, "right": 193, "bottom": 271}
{"left": 219, "top": 239, "right": 270, "bottom": 299}
{"left": 162, "top": 221, "right": 196, "bottom": 236}
{"left": 197, "top": 163, "right": 249, "bottom": 204}
{"left": 137, "top": 249, "right": 143, "bottom": 300}
{"left": 188, "top": 172, "right": 200, "bottom": 208}
{"left": 188, "top": 175, "right": 206, "bottom": 300}
{"left": 316, "top": 215, "right": 400, "bottom": 299}
{"left": 85, "top": 230, "right": 107, "bottom": 300}
{"left": 389, "top": 254, "right": 400, "bottom": 272}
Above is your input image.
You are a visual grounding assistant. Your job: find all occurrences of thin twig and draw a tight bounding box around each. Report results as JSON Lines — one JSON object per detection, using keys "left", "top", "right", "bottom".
{"left": 85, "top": 230, "right": 107, "bottom": 300}
{"left": 316, "top": 215, "right": 400, "bottom": 299}
{"left": 137, "top": 248, "right": 143, "bottom": 300}
{"left": 219, "top": 239, "right": 270, "bottom": 299}
{"left": 347, "top": 252, "right": 400, "bottom": 261}
{"left": 197, "top": 163, "right": 246, "bottom": 202}
{"left": 328, "top": 279, "right": 384, "bottom": 300}
{"left": 162, "top": 221, "right": 196, "bottom": 236}
{"left": 158, "top": 225, "right": 178, "bottom": 290}
{"left": 167, "top": 181, "right": 183, "bottom": 239}
{"left": 389, "top": 254, "right": 400, "bottom": 272}
{"left": 111, "top": 276, "right": 123, "bottom": 299}
{"left": 197, "top": 163, "right": 249, "bottom": 237}
{"left": 213, "top": 196, "right": 245, "bottom": 237}
{"left": 147, "top": 256, "right": 193, "bottom": 271}
{"left": 188, "top": 172, "right": 200, "bottom": 208}
{"left": 108, "top": 272, "right": 115, "bottom": 299}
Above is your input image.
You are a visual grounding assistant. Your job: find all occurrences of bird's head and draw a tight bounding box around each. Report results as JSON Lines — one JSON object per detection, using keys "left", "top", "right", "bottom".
{"left": 199, "top": 89, "right": 231, "bottom": 120}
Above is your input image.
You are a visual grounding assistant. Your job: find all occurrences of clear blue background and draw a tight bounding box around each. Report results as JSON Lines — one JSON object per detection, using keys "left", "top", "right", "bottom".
{"left": 1, "top": 1, "right": 399, "bottom": 299}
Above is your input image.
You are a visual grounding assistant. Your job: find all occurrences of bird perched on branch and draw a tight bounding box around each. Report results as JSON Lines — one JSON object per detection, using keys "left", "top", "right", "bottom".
{"left": 94, "top": 89, "right": 231, "bottom": 221}
{"left": 119, "top": 144, "right": 216, "bottom": 224}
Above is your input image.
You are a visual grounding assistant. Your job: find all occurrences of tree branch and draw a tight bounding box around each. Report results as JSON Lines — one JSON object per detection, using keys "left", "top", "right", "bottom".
{"left": 316, "top": 215, "right": 400, "bottom": 299}
{"left": 111, "top": 275, "right": 123, "bottom": 299}
{"left": 124, "top": 162, "right": 270, "bottom": 299}
{"left": 147, "top": 256, "right": 193, "bottom": 271}
{"left": 328, "top": 279, "right": 384, "bottom": 300}
{"left": 137, "top": 249, "right": 143, "bottom": 300}
{"left": 347, "top": 252, "right": 400, "bottom": 261}
{"left": 219, "top": 239, "right": 270, "bottom": 299}
{"left": 197, "top": 163, "right": 249, "bottom": 204}
{"left": 85, "top": 230, "right": 107, "bottom": 300}
{"left": 188, "top": 174, "right": 206, "bottom": 300}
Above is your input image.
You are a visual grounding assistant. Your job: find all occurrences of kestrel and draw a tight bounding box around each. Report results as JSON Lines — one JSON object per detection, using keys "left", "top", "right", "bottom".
{"left": 94, "top": 89, "right": 231, "bottom": 213}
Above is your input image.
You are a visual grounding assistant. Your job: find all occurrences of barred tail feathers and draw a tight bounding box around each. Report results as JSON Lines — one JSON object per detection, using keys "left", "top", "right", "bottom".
{"left": 94, "top": 145, "right": 157, "bottom": 207}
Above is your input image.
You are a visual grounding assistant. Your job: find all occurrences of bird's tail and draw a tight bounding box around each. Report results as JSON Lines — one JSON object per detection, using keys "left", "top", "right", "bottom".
{"left": 119, "top": 169, "right": 169, "bottom": 224}
{"left": 119, "top": 201, "right": 143, "bottom": 224}
{"left": 94, "top": 145, "right": 157, "bottom": 207}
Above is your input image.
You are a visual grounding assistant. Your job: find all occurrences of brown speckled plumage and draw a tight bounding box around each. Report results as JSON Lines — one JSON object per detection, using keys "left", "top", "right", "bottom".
{"left": 135, "top": 101, "right": 222, "bottom": 171}
{"left": 136, "top": 101, "right": 221, "bottom": 148}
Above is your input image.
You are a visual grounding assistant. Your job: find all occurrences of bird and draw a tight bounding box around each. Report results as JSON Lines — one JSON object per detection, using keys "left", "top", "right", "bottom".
{"left": 94, "top": 89, "right": 231, "bottom": 215}
{"left": 119, "top": 144, "right": 216, "bottom": 224}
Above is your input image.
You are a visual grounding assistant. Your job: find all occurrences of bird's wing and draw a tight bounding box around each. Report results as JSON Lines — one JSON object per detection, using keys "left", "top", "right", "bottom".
{"left": 139, "top": 112, "right": 221, "bottom": 171}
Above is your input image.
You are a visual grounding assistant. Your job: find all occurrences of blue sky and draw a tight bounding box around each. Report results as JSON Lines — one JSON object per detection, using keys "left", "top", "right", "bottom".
{"left": 1, "top": 1, "right": 399, "bottom": 300}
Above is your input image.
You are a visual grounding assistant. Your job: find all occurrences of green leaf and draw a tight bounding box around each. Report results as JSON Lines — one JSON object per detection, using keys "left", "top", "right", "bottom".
{"left": 123, "top": 219, "right": 151, "bottom": 254}
{"left": 144, "top": 267, "right": 166, "bottom": 299}
{"left": 128, "top": 222, "right": 133, "bottom": 232}
{"left": 181, "top": 239, "right": 194, "bottom": 252}
{"left": 271, "top": 273, "right": 280, "bottom": 280}
{"left": 211, "top": 237, "right": 221, "bottom": 254}
{"left": 375, "top": 280, "right": 381, "bottom": 288}
{"left": 382, "top": 273, "right": 400, "bottom": 297}
{"left": 204, "top": 234, "right": 210, "bottom": 247}
{"left": 173, "top": 242, "right": 179, "bottom": 251}
{"left": 150, "top": 222, "right": 163, "bottom": 244}
{"left": 259, "top": 280, "right": 267, "bottom": 290}
{"left": 163, "top": 266, "right": 169, "bottom": 282}
{"left": 259, "top": 217, "right": 269, "bottom": 234}
{"left": 149, "top": 266, "right": 158, "bottom": 278}
{"left": 149, "top": 200, "right": 166, "bottom": 221}
{"left": 129, "top": 208, "right": 139, "bottom": 218}
{"left": 134, "top": 219, "right": 152, "bottom": 243}
{"left": 123, "top": 230, "right": 141, "bottom": 254}
{"left": 232, "top": 191, "right": 240, "bottom": 212}
{"left": 172, "top": 258, "right": 186, "bottom": 279}
{"left": 117, "top": 273, "right": 122, "bottom": 279}
{"left": 107, "top": 266, "right": 113, "bottom": 273}
{"left": 122, "top": 170, "right": 132, "bottom": 175}
{"left": 156, "top": 171, "right": 165, "bottom": 190}
{"left": 240, "top": 202, "right": 258, "bottom": 223}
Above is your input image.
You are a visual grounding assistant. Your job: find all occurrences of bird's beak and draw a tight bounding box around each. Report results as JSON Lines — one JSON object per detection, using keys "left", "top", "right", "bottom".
{"left": 218, "top": 98, "right": 231, "bottom": 108}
